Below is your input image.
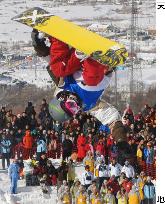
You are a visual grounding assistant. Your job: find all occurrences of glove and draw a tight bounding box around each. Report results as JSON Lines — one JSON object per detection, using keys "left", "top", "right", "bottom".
{"left": 38, "top": 32, "right": 46, "bottom": 39}
{"left": 31, "top": 29, "right": 50, "bottom": 57}
{"left": 75, "top": 50, "right": 88, "bottom": 62}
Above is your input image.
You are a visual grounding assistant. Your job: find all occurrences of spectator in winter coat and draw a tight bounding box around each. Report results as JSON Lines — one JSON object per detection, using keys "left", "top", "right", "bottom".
{"left": 89, "top": 187, "right": 102, "bottom": 204}
{"left": 0, "top": 107, "right": 6, "bottom": 129}
{"left": 121, "top": 161, "right": 135, "bottom": 179}
{"left": 15, "top": 129, "right": 24, "bottom": 144}
{"left": 58, "top": 180, "right": 68, "bottom": 195}
{"left": 85, "top": 138, "right": 94, "bottom": 155}
{"left": 15, "top": 114, "right": 24, "bottom": 130}
{"left": 70, "top": 178, "right": 81, "bottom": 204}
{"left": 116, "top": 187, "right": 128, "bottom": 204}
{"left": 144, "top": 142, "right": 155, "bottom": 177}
{"left": 5, "top": 111, "right": 12, "bottom": 126}
{"left": 110, "top": 141, "right": 118, "bottom": 160}
{"left": 75, "top": 185, "right": 88, "bottom": 204}
{"left": 0, "top": 134, "right": 11, "bottom": 169}
{"left": 136, "top": 144, "right": 145, "bottom": 170}
{"left": 62, "top": 135, "right": 73, "bottom": 161}
{"left": 57, "top": 161, "right": 69, "bottom": 186}
{"left": 38, "top": 107, "right": 48, "bottom": 126}
{"left": 59, "top": 186, "right": 72, "bottom": 204}
{"left": 83, "top": 151, "right": 95, "bottom": 174}
{"left": 108, "top": 158, "right": 122, "bottom": 178}
{"left": 122, "top": 177, "right": 133, "bottom": 193}
{"left": 137, "top": 171, "right": 147, "bottom": 201}
{"left": 143, "top": 176, "right": 155, "bottom": 204}
{"left": 87, "top": 180, "right": 97, "bottom": 198}
{"left": 96, "top": 139, "right": 106, "bottom": 156}
{"left": 47, "top": 135, "right": 57, "bottom": 159}
{"left": 53, "top": 120, "right": 62, "bottom": 133}
{"left": 22, "top": 130, "right": 33, "bottom": 159}
{"left": 25, "top": 101, "right": 36, "bottom": 121}
{"left": 23, "top": 130, "right": 33, "bottom": 149}
{"left": 8, "top": 159, "right": 20, "bottom": 194}
{"left": 29, "top": 114, "right": 38, "bottom": 130}
{"left": 100, "top": 179, "right": 108, "bottom": 201}
{"left": 96, "top": 159, "right": 108, "bottom": 189}
{"left": 77, "top": 133, "right": 87, "bottom": 161}
{"left": 81, "top": 165, "right": 94, "bottom": 189}
{"left": 21, "top": 112, "right": 29, "bottom": 129}
{"left": 128, "top": 185, "right": 141, "bottom": 204}
{"left": 104, "top": 187, "right": 116, "bottom": 204}
{"left": 40, "top": 98, "right": 49, "bottom": 112}
{"left": 142, "top": 104, "right": 151, "bottom": 118}
{"left": 67, "top": 159, "right": 76, "bottom": 187}
{"left": 36, "top": 136, "right": 47, "bottom": 160}
{"left": 39, "top": 153, "right": 48, "bottom": 168}
{"left": 107, "top": 175, "right": 120, "bottom": 196}
{"left": 45, "top": 160, "right": 57, "bottom": 186}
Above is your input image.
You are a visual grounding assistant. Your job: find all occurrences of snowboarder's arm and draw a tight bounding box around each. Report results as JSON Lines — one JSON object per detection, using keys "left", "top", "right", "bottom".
{"left": 49, "top": 37, "right": 82, "bottom": 77}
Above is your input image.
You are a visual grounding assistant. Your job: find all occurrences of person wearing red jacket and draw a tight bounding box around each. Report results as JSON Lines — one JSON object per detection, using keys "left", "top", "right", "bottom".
{"left": 122, "top": 177, "right": 133, "bottom": 193}
{"left": 31, "top": 29, "right": 108, "bottom": 87}
{"left": 107, "top": 175, "right": 120, "bottom": 196}
{"left": 77, "top": 133, "right": 87, "bottom": 161}
{"left": 96, "top": 139, "right": 106, "bottom": 156}
{"left": 22, "top": 130, "right": 33, "bottom": 159}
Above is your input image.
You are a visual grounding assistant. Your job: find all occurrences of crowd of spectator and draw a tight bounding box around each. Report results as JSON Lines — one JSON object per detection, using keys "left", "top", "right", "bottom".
{"left": 0, "top": 100, "right": 156, "bottom": 203}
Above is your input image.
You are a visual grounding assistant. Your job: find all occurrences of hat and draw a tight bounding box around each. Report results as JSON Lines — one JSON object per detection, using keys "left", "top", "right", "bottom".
{"left": 74, "top": 178, "right": 80, "bottom": 183}
{"left": 147, "top": 176, "right": 151, "bottom": 182}
{"left": 125, "top": 161, "right": 129, "bottom": 165}
{"left": 108, "top": 186, "right": 113, "bottom": 191}
{"left": 85, "top": 165, "right": 90, "bottom": 169}
{"left": 17, "top": 113, "right": 21, "bottom": 118}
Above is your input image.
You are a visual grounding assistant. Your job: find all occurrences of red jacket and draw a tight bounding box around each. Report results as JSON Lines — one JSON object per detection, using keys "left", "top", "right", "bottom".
{"left": 96, "top": 142, "right": 106, "bottom": 156}
{"left": 49, "top": 37, "right": 81, "bottom": 77}
{"left": 23, "top": 130, "right": 33, "bottom": 149}
{"left": 107, "top": 178, "right": 120, "bottom": 194}
{"left": 77, "top": 135, "right": 86, "bottom": 159}
{"left": 107, "top": 135, "right": 114, "bottom": 147}
{"left": 122, "top": 180, "right": 133, "bottom": 193}
{"left": 49, "top": 37, "right": 108, "bottom": 86}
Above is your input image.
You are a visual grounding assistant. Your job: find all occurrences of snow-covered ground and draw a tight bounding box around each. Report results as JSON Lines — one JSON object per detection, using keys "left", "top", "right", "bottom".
{"left": 0, "top": 159, "right": 84, "bottom": 204}
{"left": 0, "top": 0, "right": 155, "bottom": 42}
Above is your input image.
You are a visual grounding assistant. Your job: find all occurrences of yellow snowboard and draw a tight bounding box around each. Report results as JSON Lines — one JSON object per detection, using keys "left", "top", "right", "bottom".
{"left": 12, "top": 7, "right": 128, "bottom": 67}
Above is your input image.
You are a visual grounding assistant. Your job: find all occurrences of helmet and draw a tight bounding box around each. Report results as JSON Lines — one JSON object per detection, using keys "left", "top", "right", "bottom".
{"left": 49, "top": 97, "right": 71, "bottom": 122}
{"left": 49, "top": 90, "right": 82, "bottom": 122}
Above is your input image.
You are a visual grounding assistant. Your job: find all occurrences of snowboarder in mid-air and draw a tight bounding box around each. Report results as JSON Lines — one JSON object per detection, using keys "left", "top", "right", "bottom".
{"left": 31, "top": 29, "right": 129, "bottom": 156}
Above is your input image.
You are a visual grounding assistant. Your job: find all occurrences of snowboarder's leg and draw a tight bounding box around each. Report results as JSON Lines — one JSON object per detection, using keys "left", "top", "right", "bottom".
{"left": 13, "top": 179, "right": 18, "bottom": 194}
{"left": 2, "top": 154, "right": 6, "bottom": 169}
{"left": 6, "top": 153, "right": 10, "bottom": 168}
{"left": 10, "top": 178, "right": 14, "bottom": 194}
{"left": 89, "top": 100, "right": 129, "bottom": 155}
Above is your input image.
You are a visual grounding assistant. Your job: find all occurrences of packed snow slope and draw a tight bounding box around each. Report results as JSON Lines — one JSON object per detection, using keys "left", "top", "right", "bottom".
{"left": 0, "top": 159, "right": 84, "bottom": 204}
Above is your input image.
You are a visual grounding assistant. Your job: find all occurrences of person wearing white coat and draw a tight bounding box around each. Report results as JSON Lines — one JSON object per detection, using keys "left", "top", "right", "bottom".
{"left": 81, "top": 165, "right": 94, "bottom": 190}
{"left": 108, "top": 159, "right": 122, "bottom": 178}
{"left": 121, "top": 161, "right": 135, "bottom": 179}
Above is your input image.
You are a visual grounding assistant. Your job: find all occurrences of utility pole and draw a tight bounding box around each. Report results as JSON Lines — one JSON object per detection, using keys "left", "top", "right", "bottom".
{"left": 129, "top": 0, "right": 138, "bottom": 105}
{"left": 129, "top": 0, "right": 144, "bottom": 107}
{"left": 114, "top": 27, "right": 118, "bottom": 107}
